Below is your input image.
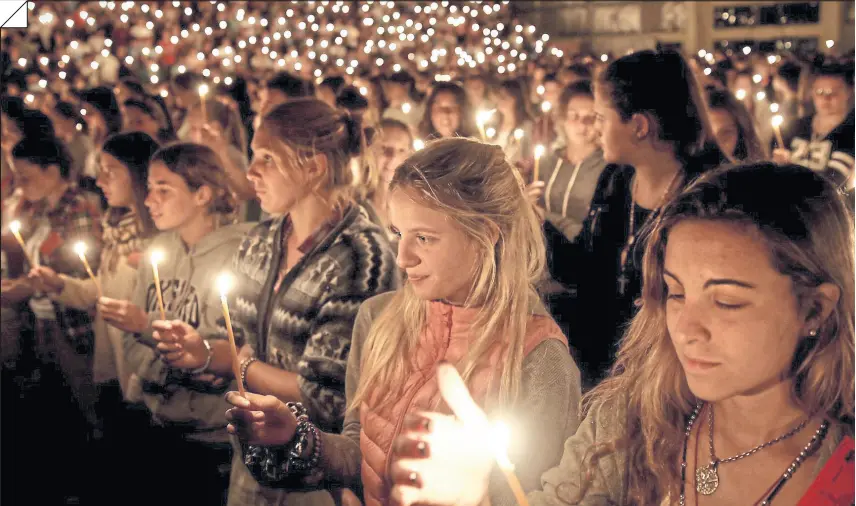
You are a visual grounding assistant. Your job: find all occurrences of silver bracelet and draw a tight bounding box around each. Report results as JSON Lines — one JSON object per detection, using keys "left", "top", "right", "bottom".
{"left": 189, "top": 339, "right": 213, "bottom": 374}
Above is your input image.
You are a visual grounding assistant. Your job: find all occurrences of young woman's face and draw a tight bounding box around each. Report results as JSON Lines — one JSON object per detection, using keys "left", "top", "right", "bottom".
{"left": 374, "top": 127, "right": 412, "bottom": 186}
{"left": 144, "top": 161, "right": 207, "bottom": 231}
{"left": 388, "top": 188, "right": 480, "bottom": 305}
{"left": 664, "top": 220, "right": 809, "bottom": 403}
{"left": 563, "top": 95, "right": 598, "bottom": 147}
{"left": 96, "top": 152, "right": 135, "bottom": 208}
{"left": 707, "top": 108, "right": 739, "bottom": 158}
{"left": 247, "top": 128, "right": 308, "bottom": 215}
{"left": 593, "top": 86, "right": 636, "bottom": 165}
{"left": 123, "top": 106, "right": 160, "bottom": 138}
{"left": 430, "top": 91, "right": 462, "bottom": 138}
{"left": 812, "top": 76, "right": 852, "bottom": 118}
{"left": 12, "top": 159, "right": 64, "bottom": 203}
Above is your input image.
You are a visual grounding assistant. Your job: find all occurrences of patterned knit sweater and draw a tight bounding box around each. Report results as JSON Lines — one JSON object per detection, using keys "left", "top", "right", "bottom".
{"left": 226, "top": 204, "right": 399, "bottom": 432}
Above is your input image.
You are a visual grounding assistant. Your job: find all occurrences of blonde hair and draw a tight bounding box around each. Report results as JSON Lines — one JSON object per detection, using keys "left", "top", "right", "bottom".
{"left": 260, "top": 98, "right": 364, "bottom": 209}
{"left": 350, "top": 137, "right": 547, "bottom": 412}
{"left": 571, "top": 162, "right": 855, "bottom": 505}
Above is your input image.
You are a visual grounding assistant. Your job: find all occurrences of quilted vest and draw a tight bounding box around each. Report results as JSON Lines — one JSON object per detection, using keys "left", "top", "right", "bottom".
{"left": 358, "top": 300, "right": 566, "bottom": 506}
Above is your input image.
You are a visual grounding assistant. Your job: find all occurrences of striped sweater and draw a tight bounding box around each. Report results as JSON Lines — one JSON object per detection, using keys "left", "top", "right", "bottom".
{"left": 226, "top": 204, "right": 399, "bottom": 431}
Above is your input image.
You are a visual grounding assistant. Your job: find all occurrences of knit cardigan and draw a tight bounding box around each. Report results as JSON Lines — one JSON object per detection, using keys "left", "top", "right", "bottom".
{"left": 225, "top": 204, "right": 400, "bottom": 431}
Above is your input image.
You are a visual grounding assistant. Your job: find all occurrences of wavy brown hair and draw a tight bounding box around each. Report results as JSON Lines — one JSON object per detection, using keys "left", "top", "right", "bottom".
{"left": 568, "top": 162, "right": 855, "bottom": 505}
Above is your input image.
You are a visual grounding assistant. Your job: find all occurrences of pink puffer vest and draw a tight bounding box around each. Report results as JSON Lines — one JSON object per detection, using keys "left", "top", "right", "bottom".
{"left": 358, "top": 300, "right": 566, "bottom": 506}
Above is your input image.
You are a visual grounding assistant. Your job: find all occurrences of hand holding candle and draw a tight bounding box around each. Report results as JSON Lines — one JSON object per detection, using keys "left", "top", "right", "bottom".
{"left": 150, "top": 250, "right": 167, "bottom": 320}
{"left": 9, "top": 220, "right": 35, "bottom": 268}
{"left": 217, "top": 273, "right": 245, "bottom": 396}
{"left": 74, "top": 241, "right": 103, "bottom": 298}
{"left": 389, "top": 363, "right": 524, "bottom": 506}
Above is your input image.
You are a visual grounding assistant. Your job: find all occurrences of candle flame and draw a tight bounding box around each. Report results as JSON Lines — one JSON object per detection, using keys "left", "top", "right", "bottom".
{"left": 150, "top": 249, "right": 165, "bottom": 266}
{"left": 735, "top": 89, "right": 747, "bottom": 101}
{"left": 73, "top": 241, "right": 87, "bottom": 256}
{"left": 513, "top": 128, "right": 524, "bottom": 141}
{"left": 216, "top": 272, "right": 234, "bottom": 297}
{"left": 198, "top": 84, "right": 209, "bottom": 97}
{"left": 476, "top": 109, "right": 495, "bottom": 126}
{"left": 540, "top": 101, "right": 552, "bottom": 113}
{"left": 534, "top": 145, "right": 545, "bottom": 159}
{"left": 772, "top": 115, "right": 784, "bottom": 128}
{"left": 9, "top": 220, "right": 21, "bottom": 234}
{"left": 413, "top": 139, "right": 425, "bottom": 151}
{"left": 402, "top": 102, "right": 412, "bottom": 114}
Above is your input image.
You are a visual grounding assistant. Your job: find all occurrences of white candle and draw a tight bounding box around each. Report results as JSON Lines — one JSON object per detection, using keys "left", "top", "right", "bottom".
{"left": 73, "top": 242, "right": 102, "bottom": 298}
{"left": 9, "top": 221, "right": 35, "bottom": 267}
{"left": 216, "top": 273, "right": 245, "bottom": 396}
{"left": 150, "top": 250, "right": 166, "bottom": 320}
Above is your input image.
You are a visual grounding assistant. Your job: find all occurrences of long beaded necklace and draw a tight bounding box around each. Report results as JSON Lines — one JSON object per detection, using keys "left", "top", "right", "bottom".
{"left": 616, "top": 171, "right": 681, "bottom": 296}
{"left": 680, "top": 403, "right": 830, "bottom": 506}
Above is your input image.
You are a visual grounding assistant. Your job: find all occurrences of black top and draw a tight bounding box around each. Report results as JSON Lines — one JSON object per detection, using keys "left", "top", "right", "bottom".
{"left": 783, "top": 111, "right": 855, "bottom": 194}
{"left": 543, "top": 147, "right": 724, "bottom": 387}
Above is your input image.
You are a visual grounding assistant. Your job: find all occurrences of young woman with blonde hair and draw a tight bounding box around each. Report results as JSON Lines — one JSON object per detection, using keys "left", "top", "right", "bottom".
{"left": 387, "top": 161, "right": 855, "bottom": 506}
{"left": 223, "top": 137, "right": 581, "bottom": 506}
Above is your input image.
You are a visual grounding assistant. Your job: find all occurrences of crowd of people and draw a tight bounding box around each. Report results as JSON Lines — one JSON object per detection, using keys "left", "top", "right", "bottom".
{"left": 1, "top": 1, "right": 854, "bottom": 505}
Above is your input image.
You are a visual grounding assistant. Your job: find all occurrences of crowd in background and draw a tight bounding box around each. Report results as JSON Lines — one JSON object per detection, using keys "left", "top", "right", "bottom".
{"left": 1, "top": 1, "right": 854, "bottom": 505}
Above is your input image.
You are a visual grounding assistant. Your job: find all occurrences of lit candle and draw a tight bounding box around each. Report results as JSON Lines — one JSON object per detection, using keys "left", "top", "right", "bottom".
{"left": 513, "top": 128, "right": 524, "bottom": 142}
{"left": 735, "top": 89, "right": 747, "bottom": 101}
{"left": 402, "top": 102, "right": 412, "bottom": 114}
{"left": 533, "top": 144, "right": 545, "bottom": 182}
{"left": 216, "top": 273, "right": 245, "bottom": 396}
{"left": 771, "top": 115, "right": 786, "bottom": 149}
{"left": 8, "top": 220, "right": 35, "bottom": 267}
{"left": 494, "top": 421, "right": 531, "bottom": 506}
{"left": 476, "top": 109, "right": 495, "bottom": 140}
{"left": 540, "top": 101, "right": 552, "bottom": 114}
{"left": 413, "top": 139, "right": 425, "bottom": 151}
{"left": 150, "top": 250, "right": 167, "bottom": 320}
{"left": 73, "top": 242, "right": 103, "bottom": 298}
{"left": 198, "top": 84, "right": 210, "bottom": 124}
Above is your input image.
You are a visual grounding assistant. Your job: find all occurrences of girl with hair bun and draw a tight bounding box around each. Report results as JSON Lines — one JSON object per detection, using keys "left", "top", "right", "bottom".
{"left": 100, "top": 141, "right": 252, "bottom": 505}
{"left": 223, "top": 137, "right": 581, "bottom": 506}
{"left": 156, "top": 98, "right": 399, "bottom": 506}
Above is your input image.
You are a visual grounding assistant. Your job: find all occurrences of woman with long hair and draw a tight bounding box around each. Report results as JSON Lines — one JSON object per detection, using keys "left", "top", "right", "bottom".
{"left": 154, "top": 98, "right": 399, "bottom": 506}
{"left": 705, "top": 87, "right": 768, "bottom": 163}
{"left": 29, "top": 132, "right": 159, "bottom": 400}
{"left": 387, "top": 161, "right": 854, "bottom": 506}
{"left": 223, "top": 138, "right": 581, "bottom": 506}
{"left": 543, "top": 49, "right": 727, "bottom": 389}
{"left": 492, "top": 78, "right": 535, "bottom": 165}
{"left": 103, "top": 142, "right": 252, "bottom": 505}
{"left": 418, "top": 82, "right": 480, "bottom": 140}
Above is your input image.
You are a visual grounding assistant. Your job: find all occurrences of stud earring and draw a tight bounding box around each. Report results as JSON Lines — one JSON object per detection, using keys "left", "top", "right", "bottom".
{"left": 808, "top": 329, "right": 818, "bottom": 337}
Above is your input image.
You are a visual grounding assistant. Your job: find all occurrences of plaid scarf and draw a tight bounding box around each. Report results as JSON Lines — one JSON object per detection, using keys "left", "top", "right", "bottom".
{"left": 101, "top": 209, "right": 147, "bottom": 273}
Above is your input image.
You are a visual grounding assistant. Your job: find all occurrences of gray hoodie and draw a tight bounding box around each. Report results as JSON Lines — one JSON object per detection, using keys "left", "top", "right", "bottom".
{"left": 123, "top": 222, "right": 253, "bottom": 442}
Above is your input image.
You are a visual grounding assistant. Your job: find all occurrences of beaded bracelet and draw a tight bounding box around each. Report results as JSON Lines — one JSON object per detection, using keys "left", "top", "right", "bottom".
{"left": 239, "top": 356, "right": 257, "bottom": 391}
{"left": 243, "top": 402, "right": 322, "bottom": 483}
